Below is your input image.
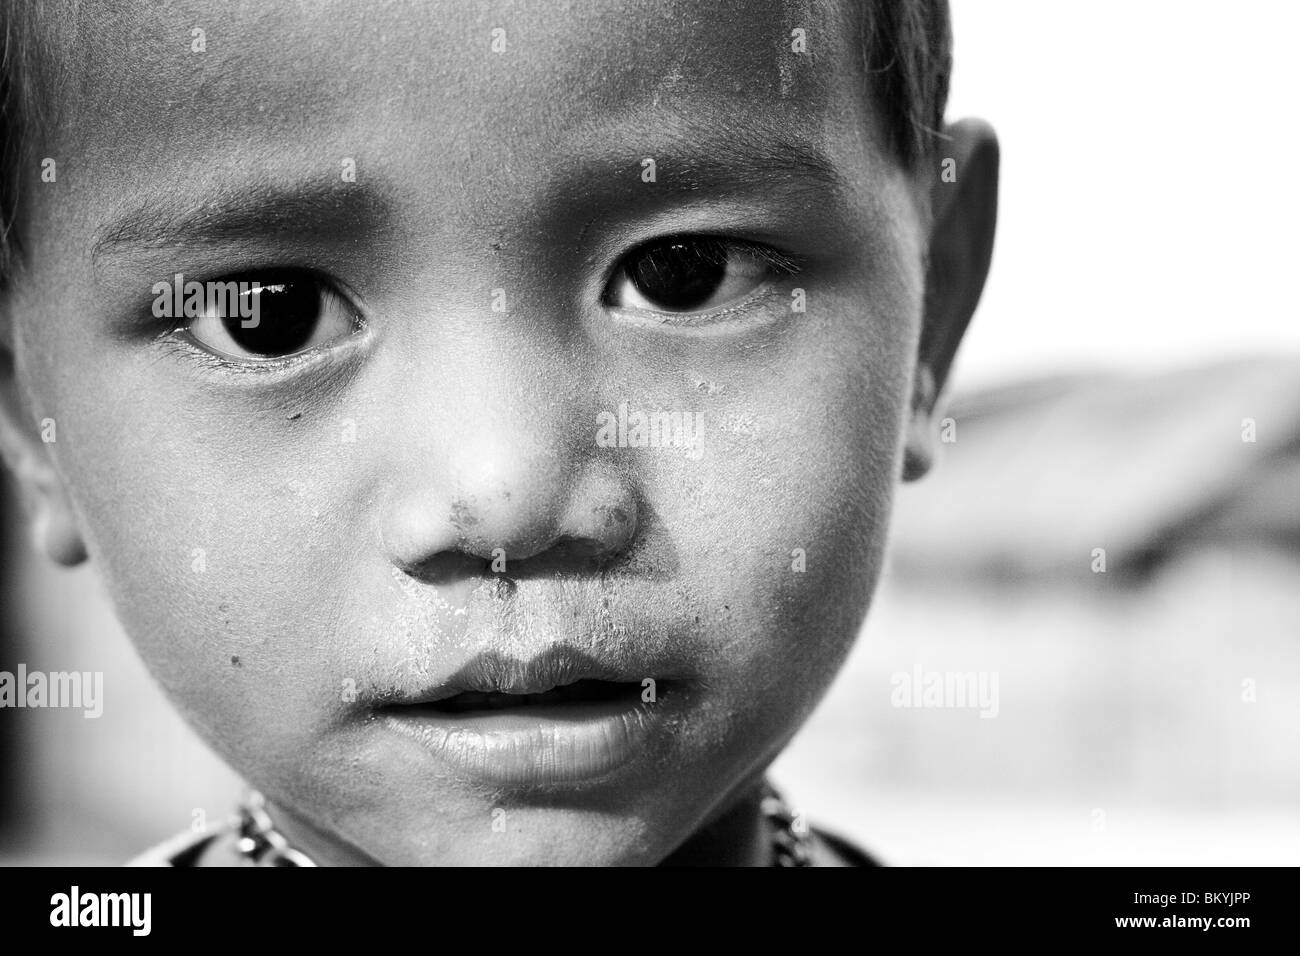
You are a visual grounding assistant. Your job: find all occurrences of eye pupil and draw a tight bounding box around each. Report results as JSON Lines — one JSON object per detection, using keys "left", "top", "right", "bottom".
{"left": 220, "top": 279, "right": 321, "bottom": 356}
{"left": 628, "top": 238, "right": 728, "bottom": 311}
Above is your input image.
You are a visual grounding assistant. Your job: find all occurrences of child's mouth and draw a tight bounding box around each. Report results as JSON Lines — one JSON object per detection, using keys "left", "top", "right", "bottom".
{"left": 374, "top": 646, "right": 676, "bottom": 788}
{"left": 409, "top": 678, "right": 644, "bottom": 714}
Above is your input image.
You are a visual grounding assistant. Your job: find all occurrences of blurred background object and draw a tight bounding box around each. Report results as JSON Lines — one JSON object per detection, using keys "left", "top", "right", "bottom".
{"left": 772, "top": 356, "right": 1300, "bottom": 864}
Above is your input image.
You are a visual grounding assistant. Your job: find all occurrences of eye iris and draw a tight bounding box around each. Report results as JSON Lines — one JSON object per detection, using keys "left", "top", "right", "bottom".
{"left": 629, "top": 239, "right": 727, "bottom": 311}
{"left": 221, "top": 280, "right": 321, "bottom": 357}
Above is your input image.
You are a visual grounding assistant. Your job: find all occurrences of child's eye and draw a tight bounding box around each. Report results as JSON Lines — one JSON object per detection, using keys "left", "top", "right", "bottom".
{"left": 178, "top": 270, "right": 361, "bottom": 361}
{"left": 604, "top": 236, "right": 797, "bottom": 315}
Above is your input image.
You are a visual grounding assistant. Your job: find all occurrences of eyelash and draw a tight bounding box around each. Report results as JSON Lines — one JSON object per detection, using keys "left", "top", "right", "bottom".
{"left": 608, "top": 238, "right": 802, "bottom": 291}
{"left": 156, "top": 333, "right": 342, "bottom": 377}
{"left": 732, "top": 241, "right": 803, "bottom": 276}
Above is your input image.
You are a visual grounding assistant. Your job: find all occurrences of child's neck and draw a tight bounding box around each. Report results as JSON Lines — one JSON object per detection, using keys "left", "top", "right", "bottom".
{"left": 659, "top": 782, "right": 770, "bottom": 866}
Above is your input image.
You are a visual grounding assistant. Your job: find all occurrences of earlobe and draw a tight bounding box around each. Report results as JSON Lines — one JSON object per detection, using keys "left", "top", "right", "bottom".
{"left": 901, "top": 363, "right": 936, "bottom": 482}
{"left": 29, "top": 490, "right": 88, "bottom": 565}
{"left": 0, "top": 351, "right": 88, "bottom": 567}
{"left": 903, "top": 118, "right": 1000, "bottom": 484}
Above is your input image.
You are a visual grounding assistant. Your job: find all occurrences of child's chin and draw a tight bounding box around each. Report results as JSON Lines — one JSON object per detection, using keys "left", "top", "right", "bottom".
{"left": 351, "top": 812, "right": 674, "bottom": 867}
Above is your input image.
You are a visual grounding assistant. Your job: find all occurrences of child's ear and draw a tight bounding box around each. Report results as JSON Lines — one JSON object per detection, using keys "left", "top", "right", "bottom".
{"left": 902, "top": 117, "right": 999, "bottom": 482}
{"left": 0, "top": 344, "right": 88, "bottom": 565}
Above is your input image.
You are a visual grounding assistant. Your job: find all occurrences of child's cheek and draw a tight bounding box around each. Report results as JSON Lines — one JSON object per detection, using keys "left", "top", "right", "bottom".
{"left": 626, "top": 291, "right": 917, "bottom": 721}
{"left": 50, "top": 391, "right": 365, "bottom": 759}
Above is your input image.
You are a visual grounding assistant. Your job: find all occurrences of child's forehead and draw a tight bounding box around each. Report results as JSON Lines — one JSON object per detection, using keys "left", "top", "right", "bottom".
{"left": 26, "top": 0, "right": 897, "bottom": 272}
{"left": 53, "top": 0, "right": 869, "bottom": 181}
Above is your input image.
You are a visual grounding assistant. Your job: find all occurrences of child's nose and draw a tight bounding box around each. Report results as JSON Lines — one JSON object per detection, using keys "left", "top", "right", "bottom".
{"left": 380, "top": 434, "right": 639, "bottom": 579}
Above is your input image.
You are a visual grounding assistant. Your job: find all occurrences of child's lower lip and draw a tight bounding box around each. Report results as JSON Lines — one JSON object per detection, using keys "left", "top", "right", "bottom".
{"left": 378, "top": 683, "right": 667, "bottom": 787}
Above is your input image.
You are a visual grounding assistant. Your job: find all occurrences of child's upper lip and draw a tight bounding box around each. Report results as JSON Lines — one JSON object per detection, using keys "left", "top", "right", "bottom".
{"left": 384, "top": 644, "right": 669, "bottom": 705}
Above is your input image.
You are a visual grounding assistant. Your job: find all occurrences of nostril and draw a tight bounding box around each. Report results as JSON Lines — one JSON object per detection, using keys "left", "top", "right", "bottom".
{"left": 402, "top": 539, "right": 615, "bottom": 583}
{"left": 547, "top": 536, "right": 611, "bottom": 563}
{"left": 402, "top": 550, "right": 492, "bottom": 585}
{"left": 496, "top": 536, "right": 624, "bottom": 577}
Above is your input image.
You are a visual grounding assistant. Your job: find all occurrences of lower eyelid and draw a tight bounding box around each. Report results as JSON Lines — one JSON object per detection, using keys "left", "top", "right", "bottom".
{"left": 160, "top": 321, "right": 366, "bottom": 377}
{"left": 609, "top": 282, "right": 790, "bottom": 331}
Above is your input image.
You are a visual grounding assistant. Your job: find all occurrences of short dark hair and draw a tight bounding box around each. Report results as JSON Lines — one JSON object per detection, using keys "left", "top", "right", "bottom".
{"left": 863, "top": 0, "right": 953, "bottom": 167}
{"left": 0, "top": 0, "right": 952, "bottom": 289}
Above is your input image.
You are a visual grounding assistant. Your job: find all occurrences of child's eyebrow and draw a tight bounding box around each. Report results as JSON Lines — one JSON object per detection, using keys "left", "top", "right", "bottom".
{"left": 649, "top": 140, "right": 845, "bottom": 200}
{"left": 88, "top": 119, "right": 853, "bottom": 270}
{"left": 90, "top": 178, "right": 392, "bottom": 266}
{"left": 575, "top": 115, "right": 851, "bottom": 200}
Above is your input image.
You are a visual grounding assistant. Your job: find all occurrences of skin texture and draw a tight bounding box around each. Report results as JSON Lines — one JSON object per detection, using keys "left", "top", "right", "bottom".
{"left": 0, "top": 0, "right": 997, "bottom": 865}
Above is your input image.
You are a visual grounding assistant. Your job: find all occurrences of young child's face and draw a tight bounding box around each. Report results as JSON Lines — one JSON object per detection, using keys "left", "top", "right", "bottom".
{"left": 3, "top": 0, "right": 972, "bottom": 864}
